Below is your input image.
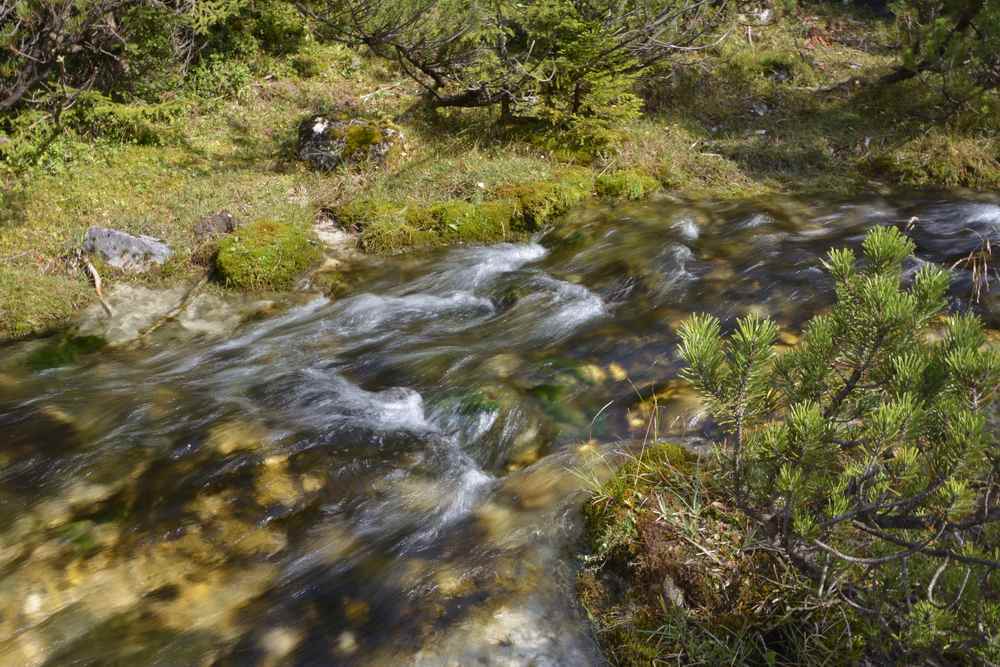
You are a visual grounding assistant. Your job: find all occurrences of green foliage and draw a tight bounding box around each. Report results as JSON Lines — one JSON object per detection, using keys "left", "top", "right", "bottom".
{"left": 304, "top": 0, "right": 729, "bottom": 135}
{"left": 866, "top": 133, "right": 1000, "bottom": 190}
{"left": 65, "top": 92, "right": 186, "bottom": 145}
{"left": 581, "top": 442, "right": 860, "bottom": 665}
{"left": 0, "top": 266, "right": 93, "bottom": 340}
{"left": 185, "top": 54, "right": 255, "bottom": 101}
{"left": 406, "top": 199, "right": 518, "bottom": 242}
{"left": 342, "top": 171, "right": 596, "bottom": 253}
{"left": 678, "top": 226, "right": 1000, "bottom": 661}
{"left": 292, "top": 54, "right": 323, "bottom": 78}
{"left": 215, "top": 219, "right": 321, "bottom": 289}
{"left": 889, "top": 0, "right": 1000, "bottom": 106}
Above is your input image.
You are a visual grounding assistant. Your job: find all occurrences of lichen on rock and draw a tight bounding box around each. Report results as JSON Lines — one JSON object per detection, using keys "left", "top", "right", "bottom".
{"left": 297, "top": 114, "right": 403, "bottom": 171}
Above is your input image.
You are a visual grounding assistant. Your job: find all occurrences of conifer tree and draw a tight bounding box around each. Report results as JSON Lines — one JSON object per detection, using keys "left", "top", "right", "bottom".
{"left": 678, "top": 226, "right": 1000, "bottom": 662}
{"left": 297, "top": 0, "right": 730, "bottom": 127}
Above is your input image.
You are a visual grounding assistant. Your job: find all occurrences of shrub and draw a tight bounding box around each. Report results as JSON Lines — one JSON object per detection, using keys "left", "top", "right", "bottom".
{"left": 215, "top": 219, "right": 321, "bottom": 289}
{"left": 678, "top": 226, "right": 1000, "bottom": 662}
{"left": 249, "top": 0, "right": 308, "bottom": 55}
{"left": 292, "top": 54, "right": 323, "bottom": 79}
{"left": 301, "top": 0, "right": 730, "bottom": 131}
{"left": 884, "top": 0, "right": 1000, "bottom": 107}
{"left": 64, "top": 92, "right": 186, "bottom": 145}
{"left": 185, "top": 54, "right": 255, "bottom": 100}
{"left": 582, "top": 443, "right": 859, "bottom": 665}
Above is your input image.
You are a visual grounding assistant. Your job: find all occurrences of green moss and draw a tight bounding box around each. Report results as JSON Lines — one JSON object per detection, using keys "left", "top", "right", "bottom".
{"left": 595, "top": 169, "right": 660, "bottom": 200}
{"left": 458, "top": 389, "right": 501, "bottom": 415}
{"left": 407, "top": 199, "right": 519, "bottom": 243}
{"left": 496, "top": 169, "right": 594, "bottom": 230}
{"left": 340, "top": 122, "right": 385, "bottom": 161}
{"left": 352, "top": 196, "right": 523, "bottom": 253}
{"left": 311, "top": 269, "right": 351, "bottom": 297}
{"left": 333, "top": 198, "right": 402, "bottom": 230}
{"left": 866, "top": 134, "right": 1000, "bottom": 190}
{"left": 360, "top": 219, "right": 438, "bottom": 254}
{"left": 215, "top": 220, "right": 321, "bottom": 290}
{"left": 26, "top": 335, "right": 107, "bottom": 371}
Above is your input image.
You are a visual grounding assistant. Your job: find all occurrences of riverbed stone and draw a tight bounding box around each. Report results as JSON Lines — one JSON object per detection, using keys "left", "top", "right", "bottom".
{"left": 82, "top": 227, "right": 172, "bottom": 272}
{"left": 207, "top": 419, "right": 271, "bottom": 455}
{"left": 75, "top": 284, "right": 271, "bottom": 346}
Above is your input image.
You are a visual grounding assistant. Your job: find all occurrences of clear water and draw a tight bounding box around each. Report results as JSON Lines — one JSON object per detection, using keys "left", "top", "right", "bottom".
{"left": 0, "top": 193, "right": 997, "bottom": 666}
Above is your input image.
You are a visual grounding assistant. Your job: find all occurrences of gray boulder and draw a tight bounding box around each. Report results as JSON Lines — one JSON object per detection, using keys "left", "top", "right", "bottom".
{"left": 297, "top": 115, "right": 402, "bottom": 171}
{"left": 82, "top": 227, "right": 172, "bottom": 272}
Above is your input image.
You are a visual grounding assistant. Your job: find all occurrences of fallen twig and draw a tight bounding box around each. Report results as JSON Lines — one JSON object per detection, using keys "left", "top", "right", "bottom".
{"left": 81, "top": 253, "right": 114, "bottom": 318}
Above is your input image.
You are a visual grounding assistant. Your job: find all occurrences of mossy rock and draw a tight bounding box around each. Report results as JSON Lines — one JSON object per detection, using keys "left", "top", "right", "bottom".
{"left": 360, "top": 219, "right": 439, "bottom": 254}
{"left": 215, "top": 220, "right": 321, "bottom": 290}
{"left": 297, "top": 115, "right": 402, "bottom": 171}
{"left": 332, "top": 197, "right": 402, "bottom": 231}
{"left": 496, "top": 169, "right": 594, "bottom": 230}
{"left": 0, "top": 266, "right": 92, "bottom": 342}
{"left": 311, "top": 269, "right": 351, "bottom": 297}
{"left": 347, "top": 171, "right": 593, "bottom": 254}
{"left": 595, "top": 169, "right": 660, "bottom": 201}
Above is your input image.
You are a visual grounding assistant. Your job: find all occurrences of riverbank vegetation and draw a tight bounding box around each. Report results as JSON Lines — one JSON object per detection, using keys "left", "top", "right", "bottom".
{"left": 582, "top": 227, "right": 1000, "bottom": 664}
{"left": 2, "top": 0, "right": 999, "bottom": 340}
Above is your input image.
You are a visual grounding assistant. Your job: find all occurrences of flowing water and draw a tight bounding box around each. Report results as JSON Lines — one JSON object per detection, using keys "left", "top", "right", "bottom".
{"left": 1, "top": 193, "right": 998, "bottom": 666}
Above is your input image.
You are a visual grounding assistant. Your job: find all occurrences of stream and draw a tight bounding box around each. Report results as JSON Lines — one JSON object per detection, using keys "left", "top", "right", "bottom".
{"left": 1, "top": 193, "right": 998, "bottom": 666}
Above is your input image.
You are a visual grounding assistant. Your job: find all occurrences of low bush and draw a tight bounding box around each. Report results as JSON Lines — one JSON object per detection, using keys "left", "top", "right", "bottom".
{"left": 677, "top": 226, "right": 1000, "bottom": 662}
{"left": 581, "top": 443, "right": 857, "bottom": 665}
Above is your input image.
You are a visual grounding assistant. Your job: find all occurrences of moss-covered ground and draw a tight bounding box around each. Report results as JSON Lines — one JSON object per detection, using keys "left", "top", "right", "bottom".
{"left": 2, "top": 5, "right": 997, "bottom": 342}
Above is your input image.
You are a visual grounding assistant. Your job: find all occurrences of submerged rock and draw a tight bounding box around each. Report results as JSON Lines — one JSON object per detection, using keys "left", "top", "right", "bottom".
{"left": 75, "top": 284, "right": 275, "bottom": 346}
{"left": 297, "top": 115, "right": 402, "bottom": 172}
{"left": 82, "top": 227, "right": 172, "bottom": 272}
{"left": 409, "top": 443, "right": 629, "bottom": 666}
